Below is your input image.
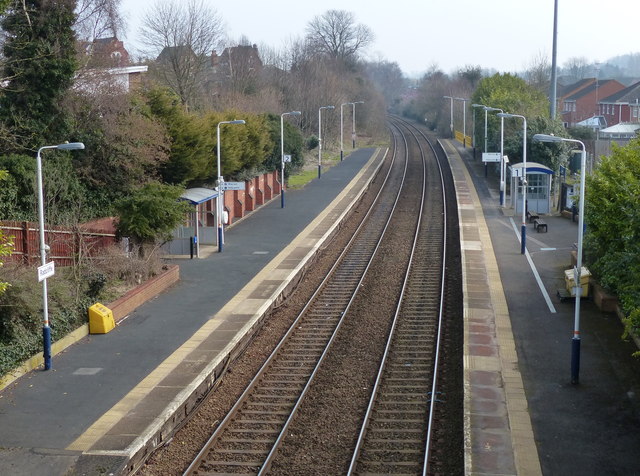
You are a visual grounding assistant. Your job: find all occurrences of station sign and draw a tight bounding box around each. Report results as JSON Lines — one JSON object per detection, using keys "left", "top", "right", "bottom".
{"left": 220, "top": 181, "right": 246, "bottom": 191}
{"left": 37, "top": 261, "right": 55, "bottom": 282}
{"left": 482, "top": 152, "right": 501, "bottom": 163}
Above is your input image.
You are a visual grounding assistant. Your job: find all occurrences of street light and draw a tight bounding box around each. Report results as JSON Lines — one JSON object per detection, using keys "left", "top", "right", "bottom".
{"left": 443, "top": 96, "right": 454, "bottom": 138}
{"left": 351, "top": 101, "right": 364, "bottom": 149}
{"left": 37, "top": 142, "right": 85, "bottom": 371}
{"left": 485, "top": 106, "right": 504, "bottom": 185}
{"left": 318, "top": 105, "right": 334, "bottom": 178}
{"left": 497, "top": 112, "right": 528, "bottom": 254}
{"left": 280, "top": 111, "right": 301, "bottom": 208}
{"left": 340, "top": 102, "right": 353, "bottom": 161}
{"left": 533, "top": 133, "right": 586, "bottom": 385}
{"left": 454, "top": 97, "right": 468, "bottom": 147}
{"left": 216, "top": 119, "right": 245, "bottom": 252}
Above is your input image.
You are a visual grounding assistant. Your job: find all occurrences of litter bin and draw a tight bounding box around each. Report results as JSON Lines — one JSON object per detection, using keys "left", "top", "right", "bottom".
{"left": 88, "top": 303, "right": 115, "bottom": 334}
{"left": 564, "top": 266, "right": 591, "bottom": 297}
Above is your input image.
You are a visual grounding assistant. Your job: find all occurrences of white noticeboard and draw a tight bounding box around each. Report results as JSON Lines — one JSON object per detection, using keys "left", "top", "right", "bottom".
{"left": 482, "top": 152, "right": 501, "bottom": 163}
{"left": 38, "top": 261, "right": 55, "bottom": 282}
{"left": 284, "top": 154, "right": 292, "bottom": 163}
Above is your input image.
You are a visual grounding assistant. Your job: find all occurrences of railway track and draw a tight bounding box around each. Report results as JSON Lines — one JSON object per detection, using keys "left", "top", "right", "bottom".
{"left": 348, "top": 118, "right": 448, "bottom": 475}
{"left": 183, "top": 120, "right": 412, "bottom": 476}
{"left": 179, "top": 116, "right": 462, "bottom": 476}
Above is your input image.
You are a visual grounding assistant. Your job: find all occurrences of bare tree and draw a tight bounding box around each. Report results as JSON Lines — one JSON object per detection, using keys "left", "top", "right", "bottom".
{"left": 364, "top": 59, "right": 405, "bottom": 107}
{"left": 305, "top": 10, "right": 373, "bottom": 64}
{"left": 563, "top": 56, "right": 590, "bottom": 81}
{"left": 75, "top": 0, "right": 125, "bottom": 41}
{"left": 140, "top": 0, "right": 225, "bottom": 107}
{"left": 524, "top": 51, "right": 551, "bottom": 94}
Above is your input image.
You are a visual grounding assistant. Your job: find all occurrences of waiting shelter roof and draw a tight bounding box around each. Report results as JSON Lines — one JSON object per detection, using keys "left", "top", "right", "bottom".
{"left": 180, "top": 187, "right": 219, "bottom": 205}
{"left": 510, "top": 162, "right": 553, "bottom": 174}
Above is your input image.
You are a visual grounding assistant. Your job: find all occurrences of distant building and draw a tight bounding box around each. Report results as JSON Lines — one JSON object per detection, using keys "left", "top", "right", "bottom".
{"left": 559, "top": 78, "right": 625, "bottom": 127}
{"left": 75, "top": 37, "right": 146, "bottom": 94}
{"left": 208, "top": 44, "right": 263, "bottom": 93}
{"left": 598, "top": 80, "right": 640, "bottom": 126}
{"left": 81, "top": 37, "right": 130, "bottom": 68}
{"left": 599, "top": 123, "right": 640, "bottom": 140}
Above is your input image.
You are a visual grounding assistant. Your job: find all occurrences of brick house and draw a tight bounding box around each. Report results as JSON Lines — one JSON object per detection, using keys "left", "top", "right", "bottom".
{"left": 560, "top": 78, "right": 626, "bottom": 127}
{"left": 76, "top": 37, "right": 147, "bottom": 93}
{"left": 208, "top": 44, "right": 263, "bottom": 93}
{"left": 598, "top": 80, "right": 640, "bottom": 126}
{"left": 82, "top": 36, "right": 131, "bottom": 68}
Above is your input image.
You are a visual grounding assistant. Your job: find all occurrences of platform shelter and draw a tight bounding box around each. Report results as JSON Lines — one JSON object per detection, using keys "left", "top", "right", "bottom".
{"left": 509, "top": 162, "right": 553, "bottom": 214}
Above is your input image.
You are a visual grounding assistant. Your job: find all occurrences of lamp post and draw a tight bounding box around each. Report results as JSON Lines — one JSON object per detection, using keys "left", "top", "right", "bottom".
{"left": 216, "top": 119, "right": 245, "bottom": 252}
{"left": 318, "top": 105, "right": 334, "bottom": 178}
{"left": 454, "top": 97, "right": 468, "bottom": 146}
{"left": 340, "top": 102, "right": 353, "bottom": 161}
{"left": 485, "top": 107, "right": 504, "bottom": 184}
{"left": 37, "top": 142, "right": 85, "bottom": 371}
{"left": 351, "top": 101, "right": 364, "bottom": 149}
{"left": 443, "top": 96, "right": 454, "bottom": 138}
{"left": 533, "top": 133, "right": 586, "bottom": 385}
{"left": 498, "top": 113, "right": 528, "bottom": 254}
{"left": 280, "top": 111, "right": 301, "bottom": 208}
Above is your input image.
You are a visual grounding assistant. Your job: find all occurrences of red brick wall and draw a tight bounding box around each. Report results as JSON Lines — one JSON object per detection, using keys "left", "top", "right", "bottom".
{"left": 108, "top": 265, "right": 179, "bottom": 322}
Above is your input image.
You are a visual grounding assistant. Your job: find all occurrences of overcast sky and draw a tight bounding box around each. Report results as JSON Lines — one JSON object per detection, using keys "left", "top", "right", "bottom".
{"left": 119, "top": 0, "right": 638, "bottom": 77}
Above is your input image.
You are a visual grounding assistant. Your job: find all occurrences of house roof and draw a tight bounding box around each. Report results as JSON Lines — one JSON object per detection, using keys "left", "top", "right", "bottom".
{"left": 565, "top": 79, "right": 620, "bottom": 101}
{"left": 558, "top": 78, "right": 594, "bottom": 98}
{"left": 576, "top": 115, "right": 607, "bottom": 128}
{"left": 600, "top": 80, "right": 640, "bottom": 104}
{"left": 157, "top": 45, "right": 197, "bottom": 62}
{"left": 599, "top": 123, "right": 640, "bottom": 134}
{"left": 180, "top": 187, "right": 219, "bottom": 205}
{"left": 511, "top": 162, "right": 553, "bottom": 174}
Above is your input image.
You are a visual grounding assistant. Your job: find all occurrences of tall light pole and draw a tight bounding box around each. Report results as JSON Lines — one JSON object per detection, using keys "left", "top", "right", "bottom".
{"left": 550, "top": 0, "right": 558, "bottom": 119}
{"left": 443, "top": 96, "right": 454, "bottom": 138}
{"left": 340, "top": 102, "right": 353, "bottom": 161}
{"left": 485, "top": 106, "right": 504, "bottom": 183}
{"left": 37, "top": 142, "right": 85, "bottom": 370}
{"left": 498, "top": 113, "right": 528, "bottom": 254}
{"left": 454, "top": 97, "right": 468, "bottom": 146}
{"left": 318, "top": 105, "right": 334, "bottom": 178}
{"left": 280, "top": 111, "right": 301, "bottom": 208}
{"left": 351, "top": 101, "right": 364, "bottom": 149}
{"left": 216, "top": 119, "right": 245, "bottom": 252}
{"left": 534, "top": 134, "right": 586, "bottom": 385}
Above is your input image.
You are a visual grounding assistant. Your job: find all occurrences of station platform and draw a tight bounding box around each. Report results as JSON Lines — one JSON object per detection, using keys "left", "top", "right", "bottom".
{"left": 2, "top": 134, "right": 639, "bottom": 476}
{"left": 443, "top": 139, "right": 640, "bottom": 475}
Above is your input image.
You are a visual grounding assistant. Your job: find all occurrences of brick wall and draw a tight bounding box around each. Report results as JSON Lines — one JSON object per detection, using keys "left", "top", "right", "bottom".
{"left": 109, "top": 265, "right": 180, "bottom": 321}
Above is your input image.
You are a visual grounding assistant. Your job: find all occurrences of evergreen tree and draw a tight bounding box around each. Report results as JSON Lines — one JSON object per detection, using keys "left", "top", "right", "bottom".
{"left": 0, "top": 0, "right": 78, "bottom": 152}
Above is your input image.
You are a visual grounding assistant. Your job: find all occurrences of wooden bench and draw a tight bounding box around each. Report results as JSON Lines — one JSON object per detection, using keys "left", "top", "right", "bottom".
{"left": 527, "top": 210, "right": 539, "bottom": 223}
{"left": 534, "top": 218, "right": 547, "bottom": 232}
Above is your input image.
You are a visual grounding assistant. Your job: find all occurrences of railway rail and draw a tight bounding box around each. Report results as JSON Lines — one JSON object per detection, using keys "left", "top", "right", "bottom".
{"left": 348, "top": 118, "right": 448, "bottom": 475}
{"left": 177, "top": 116, "right": 462, "bottom": 476}
{"left": 183, "top": 120, "right": 411, "bottom": 476}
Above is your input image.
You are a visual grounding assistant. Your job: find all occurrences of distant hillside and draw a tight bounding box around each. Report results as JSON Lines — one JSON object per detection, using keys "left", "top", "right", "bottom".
{"left": 607, "top": 53, "right": 640, "bottom": 78}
